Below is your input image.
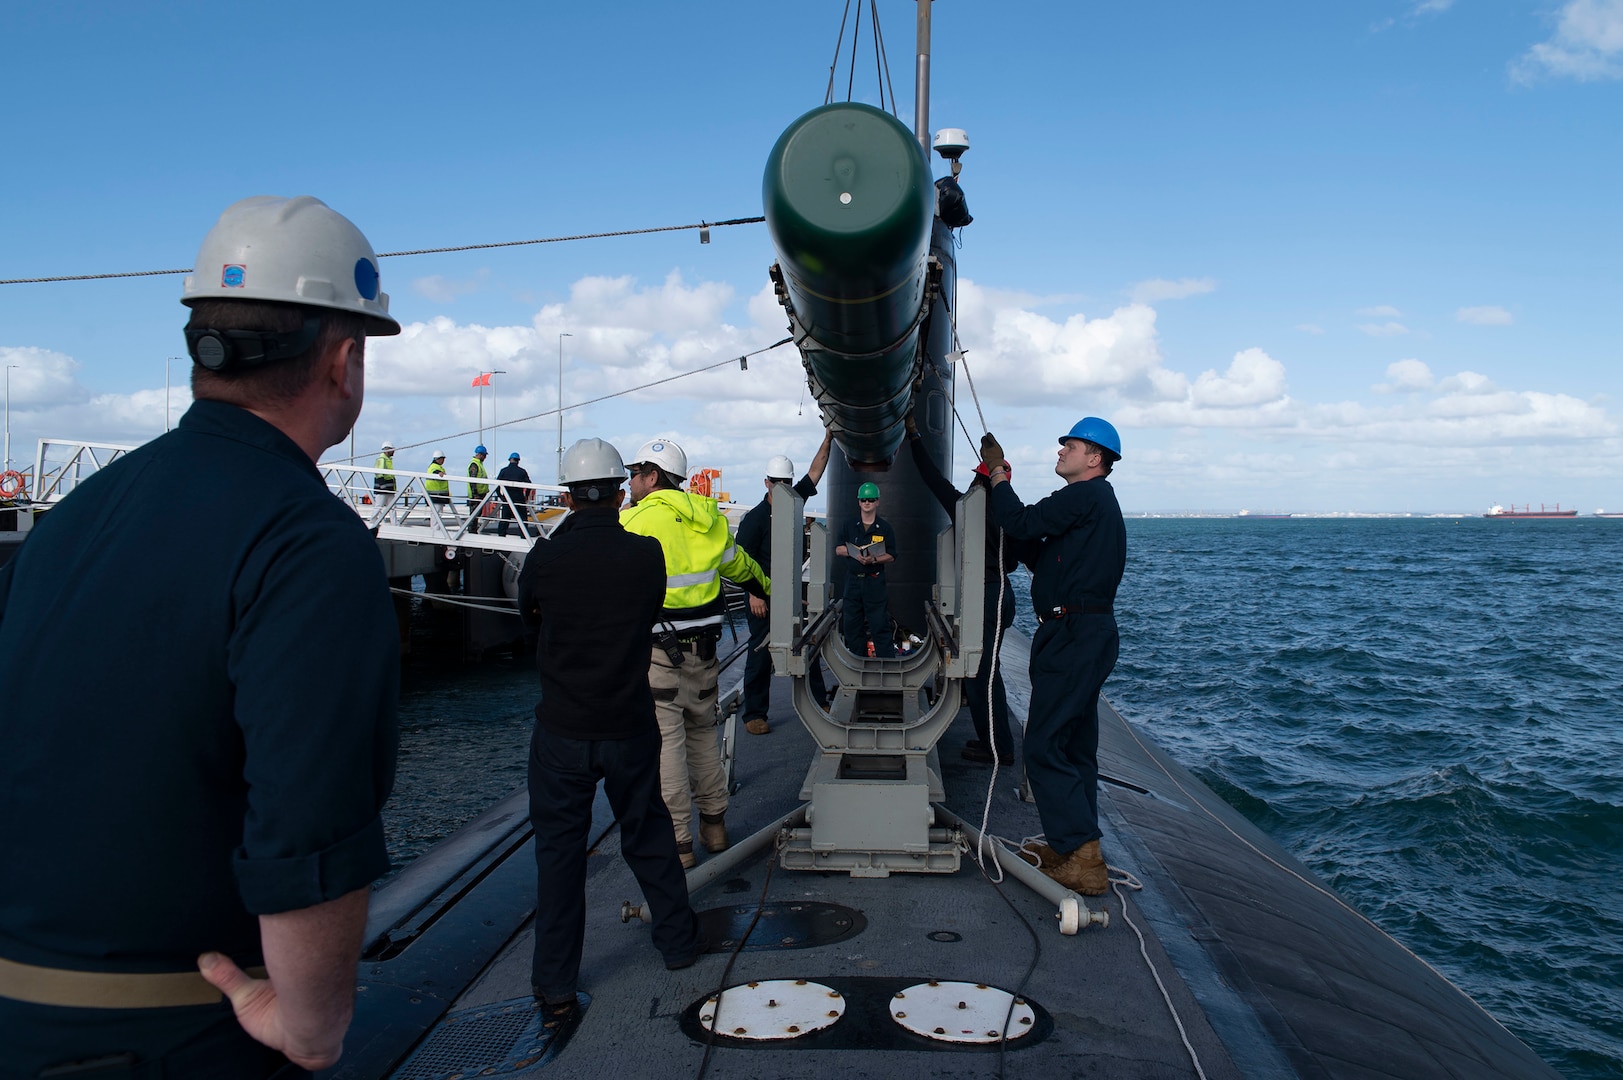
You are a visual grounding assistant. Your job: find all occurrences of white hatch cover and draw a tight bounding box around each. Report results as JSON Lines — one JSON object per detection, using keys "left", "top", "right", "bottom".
{"left": 888, "top": 980, "right": 1037, "bottom": 1044}
{"left": 699, "top": 979, "right": 846, "bottom": 1041}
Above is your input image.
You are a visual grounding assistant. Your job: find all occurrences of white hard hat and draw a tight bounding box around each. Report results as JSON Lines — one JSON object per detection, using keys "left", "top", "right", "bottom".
{"left": 766, "top": 455, "right": 795, "bottom": 481}
{"left": 432, "top": 449, "right": 446, "bottom": 459}
{"left": 182, "top": 196, "right": 400, "bottom": 336}
{"left": 560, "top": 438, "right": 626, "bottom": 485}
{"left": 382, "top": 440, "right": 395, "bottom": 451}
{"left": 630, "top": 438, "right": 687, "bottom": 481}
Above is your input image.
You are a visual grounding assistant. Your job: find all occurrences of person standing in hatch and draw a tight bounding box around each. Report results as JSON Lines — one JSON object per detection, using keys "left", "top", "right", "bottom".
{"left": 834, "top": 481, "right": 897, "bottom": 658}
{"left": 0, "top": 195, "right": 401, "bottom": 1076}
{"left": 734, "top": 430, "right": 834, "bottom": 733}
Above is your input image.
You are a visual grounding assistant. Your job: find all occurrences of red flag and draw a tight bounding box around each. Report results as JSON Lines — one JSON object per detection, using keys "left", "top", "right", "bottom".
{"left": 471, "top": 372, "right": 492, "bottom": 387}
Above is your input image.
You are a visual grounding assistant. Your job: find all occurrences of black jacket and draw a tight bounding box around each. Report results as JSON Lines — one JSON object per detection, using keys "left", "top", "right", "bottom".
{"left": 518, "top": 509, "right": 666, "bottom": 739}
{"left": 906, "top": 434, "right": 1028, "bottom": 577}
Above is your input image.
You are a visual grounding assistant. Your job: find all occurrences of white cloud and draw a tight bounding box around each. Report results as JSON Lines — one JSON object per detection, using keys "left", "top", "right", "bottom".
{"left": 1129, "top": 277, "right": 1216, "bottom": 303}
{"left": 1359, "top": 321, "right": 1410, "bottom": 337}
{"left": 412, "top": 269, "right": 491, "bottom": 303}
{"left": 1413, "top": 0, "right": 1455, "bottom": 14}
{"left": 1376, "top": 359, "right": 1435, "bottom": 393}
{"left": 1512, "top": 0, "right": 1623, "bottom": 83}
{"left": 1296, "top": 323, "right": 1325, "bottom": 335}
{"left": 1357, "top": 305, "right": 1403, "bottom": 318}
{"left": 1457, "top": 305, "right": 1514, "bottom": 325}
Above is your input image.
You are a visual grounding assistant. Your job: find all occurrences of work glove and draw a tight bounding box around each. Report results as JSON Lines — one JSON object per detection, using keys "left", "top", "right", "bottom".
{"left": 979, "top": 432, "right": 1006, "bottom": 473}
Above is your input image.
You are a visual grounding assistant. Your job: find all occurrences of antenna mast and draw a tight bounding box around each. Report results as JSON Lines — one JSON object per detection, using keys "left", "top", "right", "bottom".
{"left": 914, "top": 0, "right": 931, "bottom": 154}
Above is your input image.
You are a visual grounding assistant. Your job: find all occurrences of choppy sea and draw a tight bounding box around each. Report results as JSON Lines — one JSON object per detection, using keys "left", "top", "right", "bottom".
{"left": 385, "top": 516, "right": 1623, "bottom": 1079}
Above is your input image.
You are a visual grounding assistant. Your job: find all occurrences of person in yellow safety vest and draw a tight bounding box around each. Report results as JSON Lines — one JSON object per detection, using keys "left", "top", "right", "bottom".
{"left": 621, "top": 437, "right": 769, "bottom": 869}
{"left": 424, "top": 451, "right": 451, "bottom": 506}
{"left": 374, "top": 441, "right": 396, "bottom": 499}
{"left": 467, "top": 444, "right": 490, "bottom": 523}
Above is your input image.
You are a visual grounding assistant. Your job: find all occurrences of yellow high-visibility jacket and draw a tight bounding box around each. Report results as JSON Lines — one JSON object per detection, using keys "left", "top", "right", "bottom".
{"left": 374, "top": 452, "right": 395, "bottom": 490}
{"left": 425, "top": 462, "right": 450, "bottom": 495}
{"left": 467, "top": 458, "right": 489, "bottom": 499}
{"left": 621, "top": 488, "right": 769, "bottom": 631}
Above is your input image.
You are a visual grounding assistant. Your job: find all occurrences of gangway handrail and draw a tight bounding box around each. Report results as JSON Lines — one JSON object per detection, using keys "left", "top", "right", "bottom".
{"left": 317, "top": 463, "right": 569, "bottom": 553}
{"left": 29, "top": 439, "right": 139, "bottom": 504}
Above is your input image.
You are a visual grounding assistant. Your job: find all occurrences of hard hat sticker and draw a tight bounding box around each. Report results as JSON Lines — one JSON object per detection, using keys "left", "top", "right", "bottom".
{"left": 222, "top": 264, "right": 246, "bottom": 288}
{"left": 354, "top": 258, "right": 380, "bottom": 300}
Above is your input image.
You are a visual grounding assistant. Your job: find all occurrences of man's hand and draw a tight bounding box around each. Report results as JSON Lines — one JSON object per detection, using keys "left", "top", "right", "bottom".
{"left": 200, "top": 953, "right": 344, "bottom": 1071}
{"left": 980, "top": 432, "right": 1006, "bottom": 472}
{"left": 749, "top": 594, "right": 767, "bottom": 618}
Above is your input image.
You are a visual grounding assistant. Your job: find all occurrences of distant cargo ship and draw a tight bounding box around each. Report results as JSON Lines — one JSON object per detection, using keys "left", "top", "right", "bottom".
{"left": 1594, "top": 509, "right": 1623, "bottom": 519}
{"left": 1484, "top": 503, "right": 1578, "bottom": 519}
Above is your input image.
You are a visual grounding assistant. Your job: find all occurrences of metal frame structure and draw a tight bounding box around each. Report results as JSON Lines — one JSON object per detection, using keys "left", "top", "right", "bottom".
{"left": 316, "top": 463, "right": 566, "bottom": 554}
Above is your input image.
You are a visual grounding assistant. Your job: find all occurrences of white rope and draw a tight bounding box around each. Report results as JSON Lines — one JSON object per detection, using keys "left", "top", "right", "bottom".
{"left": 388, "top": 585, "right": 518, "bottom": 615}
{"left": 972, "top": 530, "right": 1011, "bottom": 882}
{"left": 1111, "top": 869, "right": 1210, "bottom": 1080}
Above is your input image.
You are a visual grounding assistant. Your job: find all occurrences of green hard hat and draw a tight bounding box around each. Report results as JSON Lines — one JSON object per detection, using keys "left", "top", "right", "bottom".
{"left": 857, "top": 482, "right": 880, "bottom": 499}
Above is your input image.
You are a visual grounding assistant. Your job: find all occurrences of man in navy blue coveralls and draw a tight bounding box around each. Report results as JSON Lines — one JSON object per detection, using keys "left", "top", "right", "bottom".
{"left": 517, "top": 438, "right": 703, "bottom": 1030}
{"left": 0, "top": 196, "right": 402, "bottom": 1076}
{"left": 835, "top": 483, "right": 898, "bottom": 658}
{"left": 734, "top": 431, "right": 834, "bottom": 734}
{"left": 982, "top": 419, "right": 1126, "bottom": 896}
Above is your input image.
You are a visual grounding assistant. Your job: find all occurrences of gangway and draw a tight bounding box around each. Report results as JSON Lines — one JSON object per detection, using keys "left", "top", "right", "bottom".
{"left": 317, "top": 463, "right": 566, "bottom": 554}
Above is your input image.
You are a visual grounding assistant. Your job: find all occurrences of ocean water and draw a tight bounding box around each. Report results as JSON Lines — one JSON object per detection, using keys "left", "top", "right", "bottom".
{"left": 1076, "top": 516, "right": 1623, "bottom": 1080}
{"left": 385, "top": 517, "right": 1623, "bottom": 1078}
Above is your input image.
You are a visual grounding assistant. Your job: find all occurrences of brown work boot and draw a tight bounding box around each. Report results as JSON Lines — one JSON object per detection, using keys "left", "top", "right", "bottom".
{"left": 1040, "top": 839, "right": 1108, "bottom": 895}
{"left": 676, "top": 841, "right": 696, "bottom": 870}
{"left": 699, "top": 813, "right": 729, "bottom": 853}
{"left": 1020, "top": 842, "right": 1063, "bottom": 870}
{"left": 744, "top": 717, "right": 770, "bottom": 735}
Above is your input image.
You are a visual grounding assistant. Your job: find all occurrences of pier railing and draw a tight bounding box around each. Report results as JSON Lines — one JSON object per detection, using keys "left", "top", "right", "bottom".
{"left": 27, "top": 439, "right": 138, "bottom": 504}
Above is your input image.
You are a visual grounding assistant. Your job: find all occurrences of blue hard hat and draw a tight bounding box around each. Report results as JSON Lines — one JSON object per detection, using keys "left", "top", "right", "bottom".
{"left": 509, "top": 452, "right": 520, "bottom": 460}
{"left": 1060, "top": 417, "right": 1122, "bottom": 458}
{"left": 474, "top": 444, "right": 488, "bottom": 454}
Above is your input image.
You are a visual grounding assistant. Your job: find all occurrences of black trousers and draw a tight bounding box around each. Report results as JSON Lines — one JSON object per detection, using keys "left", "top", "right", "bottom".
{"left": 742, "top": 609, "right": 828, "bottom": 719}
{"left": 964, "top": 574, "right": 1017, "bottom": 757}
{"left": 1023, "top": 614, "right": 1119, "bottom": 852}
{"left": 528, "top": 725, "right": 699, "bottom": 1001}
{"left": 841, "top": 575, "right": 894, "bottom": 658}
{"left": 0, "top": 1004, "right": 294, "bottom": 1080}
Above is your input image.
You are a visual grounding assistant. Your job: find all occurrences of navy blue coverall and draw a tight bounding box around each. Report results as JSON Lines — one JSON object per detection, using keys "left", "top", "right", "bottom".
{"left": 0, "top": 401, "right": 399, "bottom": 1078}
{"left": 907, "top": 435, "right": 1028, "bottom": 759}
{"left": 734, "top": 476, "right": 828, "bottom": 720}
{"left": 839, "top": 514, "right": 897, "bottom": 658}
{"left": 990, "top": 475, "right": 1126, "bottom": 852}
{"left": 517, "top": 507, "right": 702, "bottom": 1003}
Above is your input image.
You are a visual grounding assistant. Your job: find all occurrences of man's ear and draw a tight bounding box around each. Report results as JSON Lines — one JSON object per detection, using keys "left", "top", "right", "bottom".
{"left": 561, "top": 492, "right": 576, "bottom": 510}
{"left": 330, "top": 336, "right": 362, "bottom": 399}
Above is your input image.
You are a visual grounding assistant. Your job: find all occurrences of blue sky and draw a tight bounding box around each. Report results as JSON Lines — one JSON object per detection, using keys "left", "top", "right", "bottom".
{"left": 2, "top": 1, "right": 1619, "bottom": 513}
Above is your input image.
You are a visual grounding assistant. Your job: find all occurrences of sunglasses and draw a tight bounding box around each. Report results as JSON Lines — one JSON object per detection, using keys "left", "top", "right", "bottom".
{"left": 858, "top": 497, "right": 878, "bottom": 503}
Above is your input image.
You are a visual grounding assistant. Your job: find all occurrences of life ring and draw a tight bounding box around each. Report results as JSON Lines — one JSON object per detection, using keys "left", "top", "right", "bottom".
{"left": 0, "top": 470, "right": 24, "bottom": 500}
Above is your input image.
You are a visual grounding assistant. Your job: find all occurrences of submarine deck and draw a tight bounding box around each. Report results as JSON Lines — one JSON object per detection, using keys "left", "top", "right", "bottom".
{"left": 325, "top": 633, "right": 1557, "bottom": 1080}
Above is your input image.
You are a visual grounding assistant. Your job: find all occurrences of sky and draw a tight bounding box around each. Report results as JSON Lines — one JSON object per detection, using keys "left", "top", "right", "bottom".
{"left": 2, "top": 0, "right": 1620, "bottom": 514}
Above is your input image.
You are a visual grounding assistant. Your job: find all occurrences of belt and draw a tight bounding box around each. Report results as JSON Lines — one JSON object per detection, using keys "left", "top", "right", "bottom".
{"left": 1038, "top": 603, "right": 1112, "bottom": 623}
{"left": 0, "top": 954, "right": 266, "bottom": 1009}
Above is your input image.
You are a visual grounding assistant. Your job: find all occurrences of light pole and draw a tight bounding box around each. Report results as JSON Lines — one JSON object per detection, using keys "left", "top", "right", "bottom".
{"left": 4, "top": 364, "right": 19, "bottom": 471}
{"left": 489, "top": 370, "right": 507, "bottom": 460}
{"left": 557, "top": 332, "right": 572, "bottom": 483}
{"left": 164, "top": 356, "right": 182, "bottom": 432}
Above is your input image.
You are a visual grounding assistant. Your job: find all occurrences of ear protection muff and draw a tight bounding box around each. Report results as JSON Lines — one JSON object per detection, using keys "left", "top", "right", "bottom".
{"left": 184, "top": 315, "right": 322, "bottom": 372}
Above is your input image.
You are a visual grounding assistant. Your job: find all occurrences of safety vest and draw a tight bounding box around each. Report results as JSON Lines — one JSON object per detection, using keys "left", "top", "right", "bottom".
{"left": 621, "top": 488, "right": 770, "bottom": 631}
{"left": 374, "top": 453, "right": 395, "bottom": 490}
{"left": 467, "top": 458, "right": 489, "bottom": 498}
{"left": 425, "top": 462, "right": 449, "bottom": 495}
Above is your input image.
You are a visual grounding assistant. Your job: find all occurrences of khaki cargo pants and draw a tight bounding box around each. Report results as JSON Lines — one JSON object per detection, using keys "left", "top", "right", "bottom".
{"left": 648, "top": 645, "right": 727, "bottom": 846}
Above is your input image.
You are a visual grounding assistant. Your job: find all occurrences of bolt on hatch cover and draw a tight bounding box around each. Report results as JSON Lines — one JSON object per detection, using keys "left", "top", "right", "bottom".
{"left": 697, "top": 979, "right": 845, "bottom": 1041}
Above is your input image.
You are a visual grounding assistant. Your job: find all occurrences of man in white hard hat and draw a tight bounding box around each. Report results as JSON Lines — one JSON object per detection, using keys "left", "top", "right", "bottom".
{"left": 621, "top": 438, "right": 770, "bottom": 868}
{"left": 375, "top": 440, "right": 397, "bottom": 499}
{"left": 733, "top": 431, "right": 834, "bottom": 733}
{"left": 425, "top": 450, "right": 451, "bottom": 508}
{"left": 517, "top": 438, "right": 705, "bottom": 1034}
{"left": 0, "top": 196, "right": 402, "bottom": 1076}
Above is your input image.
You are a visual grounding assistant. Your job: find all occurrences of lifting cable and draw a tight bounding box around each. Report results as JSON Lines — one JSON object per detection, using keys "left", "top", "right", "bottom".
{"left": 0, "top": 217, "right": 765, "bottom": 287}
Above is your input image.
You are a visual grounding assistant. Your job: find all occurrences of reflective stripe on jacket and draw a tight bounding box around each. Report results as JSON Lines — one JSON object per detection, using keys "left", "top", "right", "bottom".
{"left": 425, "top": 463, "right": 450, "bottom": 494}
{"left": 621, "top": 488, "right": 769, "bottom": 630}
{"left": 467, "top": 459, "right": 489, "bottom": 498}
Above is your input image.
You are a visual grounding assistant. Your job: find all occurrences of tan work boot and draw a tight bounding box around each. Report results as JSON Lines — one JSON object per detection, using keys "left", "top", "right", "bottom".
{"left": 676, "top": 841, "right": 696, "bottom": 870}
{"left": 1020, "top": 842, "right": 1063, "bottom": 870}
{"left": 744, "top": 717, "right": 770, "bottom": 735}
{"left": 699, "top": 813, "right": 730, "bottom": 853}
{"left": 1040, "top": 839, "right": 1108, "bottom": 895}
